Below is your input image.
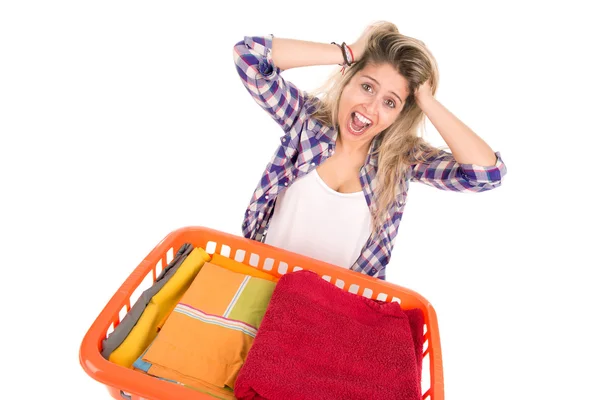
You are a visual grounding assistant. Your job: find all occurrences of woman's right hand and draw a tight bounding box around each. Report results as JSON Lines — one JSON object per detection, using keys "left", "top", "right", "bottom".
{"left": 350, "top": 21, "right": 398, "bottom": 62}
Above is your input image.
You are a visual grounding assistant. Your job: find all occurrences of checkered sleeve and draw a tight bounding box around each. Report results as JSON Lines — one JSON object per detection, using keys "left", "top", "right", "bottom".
{"left": 410, "top": 150, "right": 507, "bottom": 192}
{"left": 233, "top": 34, "right": 305, "bottom": 133}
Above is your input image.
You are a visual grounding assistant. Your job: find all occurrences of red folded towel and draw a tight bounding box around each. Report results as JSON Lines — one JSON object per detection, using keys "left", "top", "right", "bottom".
{"left": 234, "top": 270, "right": 424, "bottom": 400}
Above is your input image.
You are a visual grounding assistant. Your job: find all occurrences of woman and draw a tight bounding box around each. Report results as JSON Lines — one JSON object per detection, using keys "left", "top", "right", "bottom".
{"left": 233, "top": 22, "right": 507, "bottom": 280}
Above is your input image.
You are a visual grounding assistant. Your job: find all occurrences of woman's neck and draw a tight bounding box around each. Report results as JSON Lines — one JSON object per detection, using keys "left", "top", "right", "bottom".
{"left": 335, "top": 135, "right": 371, "bottom": 162}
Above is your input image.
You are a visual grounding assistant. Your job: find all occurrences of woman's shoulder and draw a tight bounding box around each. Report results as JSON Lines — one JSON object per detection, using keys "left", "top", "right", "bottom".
{"left": 303, "top": 95, "right": 334, "bottom": 130}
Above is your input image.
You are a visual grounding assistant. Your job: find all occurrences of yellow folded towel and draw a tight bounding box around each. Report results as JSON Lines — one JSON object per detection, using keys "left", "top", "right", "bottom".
{"left": 108, "top": 247, "right": 211, "bottom": 367}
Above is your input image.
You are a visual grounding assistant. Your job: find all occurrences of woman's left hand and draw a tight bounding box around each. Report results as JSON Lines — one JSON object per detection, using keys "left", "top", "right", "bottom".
{"left": 414, "top": 79, "right": 434, "bottom": 106}
{"left": 350, "top": 21, "right": 392, "bottom": 62}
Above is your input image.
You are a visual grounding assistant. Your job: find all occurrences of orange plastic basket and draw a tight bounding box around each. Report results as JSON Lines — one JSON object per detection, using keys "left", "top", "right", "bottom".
{"left": 80, "top": 226, "right": 444, "bottom": 400}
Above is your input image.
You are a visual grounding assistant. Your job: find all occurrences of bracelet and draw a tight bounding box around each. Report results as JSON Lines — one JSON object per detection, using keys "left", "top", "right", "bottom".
{"left": 331, "top": 42, "right": 355, "bottom": 67}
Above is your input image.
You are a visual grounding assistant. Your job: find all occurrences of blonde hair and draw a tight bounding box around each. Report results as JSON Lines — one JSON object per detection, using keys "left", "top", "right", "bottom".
{"left": 308, "top": 22, "right": 446, "bottom": 237}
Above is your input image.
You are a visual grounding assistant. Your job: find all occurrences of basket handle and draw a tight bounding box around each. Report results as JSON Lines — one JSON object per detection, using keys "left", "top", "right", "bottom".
{"left": 119, "top": 390, "right": 132, "bottom": 400}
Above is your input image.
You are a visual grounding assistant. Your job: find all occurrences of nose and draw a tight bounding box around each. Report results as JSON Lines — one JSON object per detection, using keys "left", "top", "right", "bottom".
{"left": 363, "top": 98, "right": 377, "bottom": 118}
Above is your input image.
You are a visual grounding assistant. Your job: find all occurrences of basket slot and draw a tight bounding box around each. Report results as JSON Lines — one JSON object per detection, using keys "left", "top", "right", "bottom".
{"left": 155, "top": 259, "right": 163, "bottom": 281}
{"left": 292, "top": 266, "right": 303, "bottom": 272}
{"left": 109, "top": 314, "right": 120, "bottom": 337}
{"left": 277, "top": 261, "right": 288, "bottom": 275}
{"left": 118, "top": 304, "right": 128, "bottom": 322}
{"left": 262, "top": 257, "right": 274, "bottom": 271}
{"left": 127, "top": 269, "right": 156, "bottom": 314}
{"left": 391, "top": 296, "right": 401, "bottom": 304}
{"left": 219, "top": 244, "right": 231, "bottom": 257}
{"left": 377, "top": 293, "right": 388, "bottom": 301}
{"left": 249, "top": 253, "right": 260, "bottom": 267}
{"left": 362, "top": 287, "right": 373, "bottom": 298}
{"left": 166, "top": 247, "right": 174, "bottom": 264}
{"left": 421, "top": 345, "right": 431, "bottom": 398}
{"left": 234, "top": 249, "right": 246, "bottom": 262}
{"left": 106, "top": 322, "right": 115, "bottom": 336}
{"left": 321, "top": 275, "right": 331, "bottom": 282}
{"left": 334, "top": 279, "right": 345, "bottom": 289}
{"left": 348, "top": 284, "right": 360, "bottom": 294}
{"left": 206, "top": 240, "right": 218, "bottom": 254}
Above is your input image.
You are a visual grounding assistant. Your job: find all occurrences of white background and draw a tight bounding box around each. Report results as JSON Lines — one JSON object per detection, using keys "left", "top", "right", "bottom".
{"left": 1, "top": 1, "right": 598, "bottom": 399}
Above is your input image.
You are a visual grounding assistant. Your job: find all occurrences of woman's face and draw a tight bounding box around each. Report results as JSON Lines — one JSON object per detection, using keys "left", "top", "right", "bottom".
{"left": 338, "top": 63, "right": 409, "bottom": 148}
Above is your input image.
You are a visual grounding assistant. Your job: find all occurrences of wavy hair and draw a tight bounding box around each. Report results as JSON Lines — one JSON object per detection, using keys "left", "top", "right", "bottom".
{"left": 308, "top": 22, "right": 446, "bottom": 236}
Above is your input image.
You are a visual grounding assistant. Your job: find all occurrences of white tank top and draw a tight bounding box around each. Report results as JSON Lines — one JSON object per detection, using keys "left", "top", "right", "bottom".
{"left": 264, "top": 168, "right": 372, "bottom": 269}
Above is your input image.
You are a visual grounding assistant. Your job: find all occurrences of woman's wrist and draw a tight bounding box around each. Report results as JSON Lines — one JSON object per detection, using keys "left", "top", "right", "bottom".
{"left": 331, "top": 42, "right": 355, "bottom": 66}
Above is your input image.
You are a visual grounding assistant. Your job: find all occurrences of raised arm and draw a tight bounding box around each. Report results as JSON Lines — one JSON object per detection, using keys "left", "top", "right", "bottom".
{"left": 410, "top": 147, "right": 506, "bottom": 192}
{"left": 232, "top": 35, "right": 349, "bottom": 132}
{"left": 270, "top": 37, "right": 348, "bottom": 71}
{"left": 410, "top": 83, "right": 508, "bottom": 191}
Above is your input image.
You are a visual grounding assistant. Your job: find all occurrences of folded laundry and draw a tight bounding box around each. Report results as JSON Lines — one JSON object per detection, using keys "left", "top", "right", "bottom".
{"left": 133, "top": 343, "right": 236, "bottom": 400}
{"left": 234, "top": 269, "right": 424, "bottom": 400}
{"left": 101, "top": 243, "right": 194, "bottom": 359}
{"left": 141, "top": 262, "right": 276, "bottom": 395}
{"left": 108, "top": 246, "right": 211, "bottom": 367}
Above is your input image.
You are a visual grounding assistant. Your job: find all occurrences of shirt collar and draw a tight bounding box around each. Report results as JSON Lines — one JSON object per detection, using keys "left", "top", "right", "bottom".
{"left": 365, "top": 136, "right": 381, "bottom": 167}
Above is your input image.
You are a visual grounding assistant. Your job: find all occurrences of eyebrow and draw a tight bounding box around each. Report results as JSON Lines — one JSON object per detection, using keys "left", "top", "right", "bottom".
{"left": 363, "top": 75, "right": 403, "bottom": 104}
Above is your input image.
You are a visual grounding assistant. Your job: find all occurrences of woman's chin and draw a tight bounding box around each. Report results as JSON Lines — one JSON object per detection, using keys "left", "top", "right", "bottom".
{"left": 341, "top": 126, "right": 371, "bottom": 143}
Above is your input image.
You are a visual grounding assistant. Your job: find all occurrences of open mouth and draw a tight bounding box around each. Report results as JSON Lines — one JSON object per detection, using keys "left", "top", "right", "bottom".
{"left": 348, "top": 111, "right": 372, "bottom": 135}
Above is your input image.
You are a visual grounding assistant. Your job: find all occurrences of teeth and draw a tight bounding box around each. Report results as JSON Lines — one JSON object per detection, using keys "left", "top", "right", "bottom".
{"left": 355, "top": 112, "right": 372, "bottom": 125}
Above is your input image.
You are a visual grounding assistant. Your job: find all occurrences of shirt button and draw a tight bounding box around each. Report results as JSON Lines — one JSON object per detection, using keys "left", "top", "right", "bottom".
{"left": 282, "top": 138, "right": 286, "bottom": 142}
{"left": 311, "top": 162, "right": 315, "bottom": 166}
{"left": 265, "top": 195, "right": 269, "bottom": 199}
{"left": 284, "top": 182, "right": 288, "bottom": 186}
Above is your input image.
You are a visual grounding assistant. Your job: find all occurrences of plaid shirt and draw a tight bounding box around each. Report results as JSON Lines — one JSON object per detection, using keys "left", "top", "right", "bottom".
{"left": 233, "top": 34, "right": 507, "bottom": 280}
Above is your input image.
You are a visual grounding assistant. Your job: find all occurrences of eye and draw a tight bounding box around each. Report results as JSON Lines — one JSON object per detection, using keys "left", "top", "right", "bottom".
{"left": 361, "top": 83, "right": 373, "bottom": 93}
{"left": 385, "top": 99, "right": 396, "bottom": 108}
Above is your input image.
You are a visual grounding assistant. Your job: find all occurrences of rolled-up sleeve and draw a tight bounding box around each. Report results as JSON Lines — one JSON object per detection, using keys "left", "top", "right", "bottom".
{"left": 410, "top": 150, "right": 507, "bottom": 192}
{"left": 233, "top": 34, "right": 305, "bottom": 133}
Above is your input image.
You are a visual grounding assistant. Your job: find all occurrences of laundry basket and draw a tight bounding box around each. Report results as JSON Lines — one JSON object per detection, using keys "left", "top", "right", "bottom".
{"left": 79, "top": 226, "right": 444, "bottom": 400}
